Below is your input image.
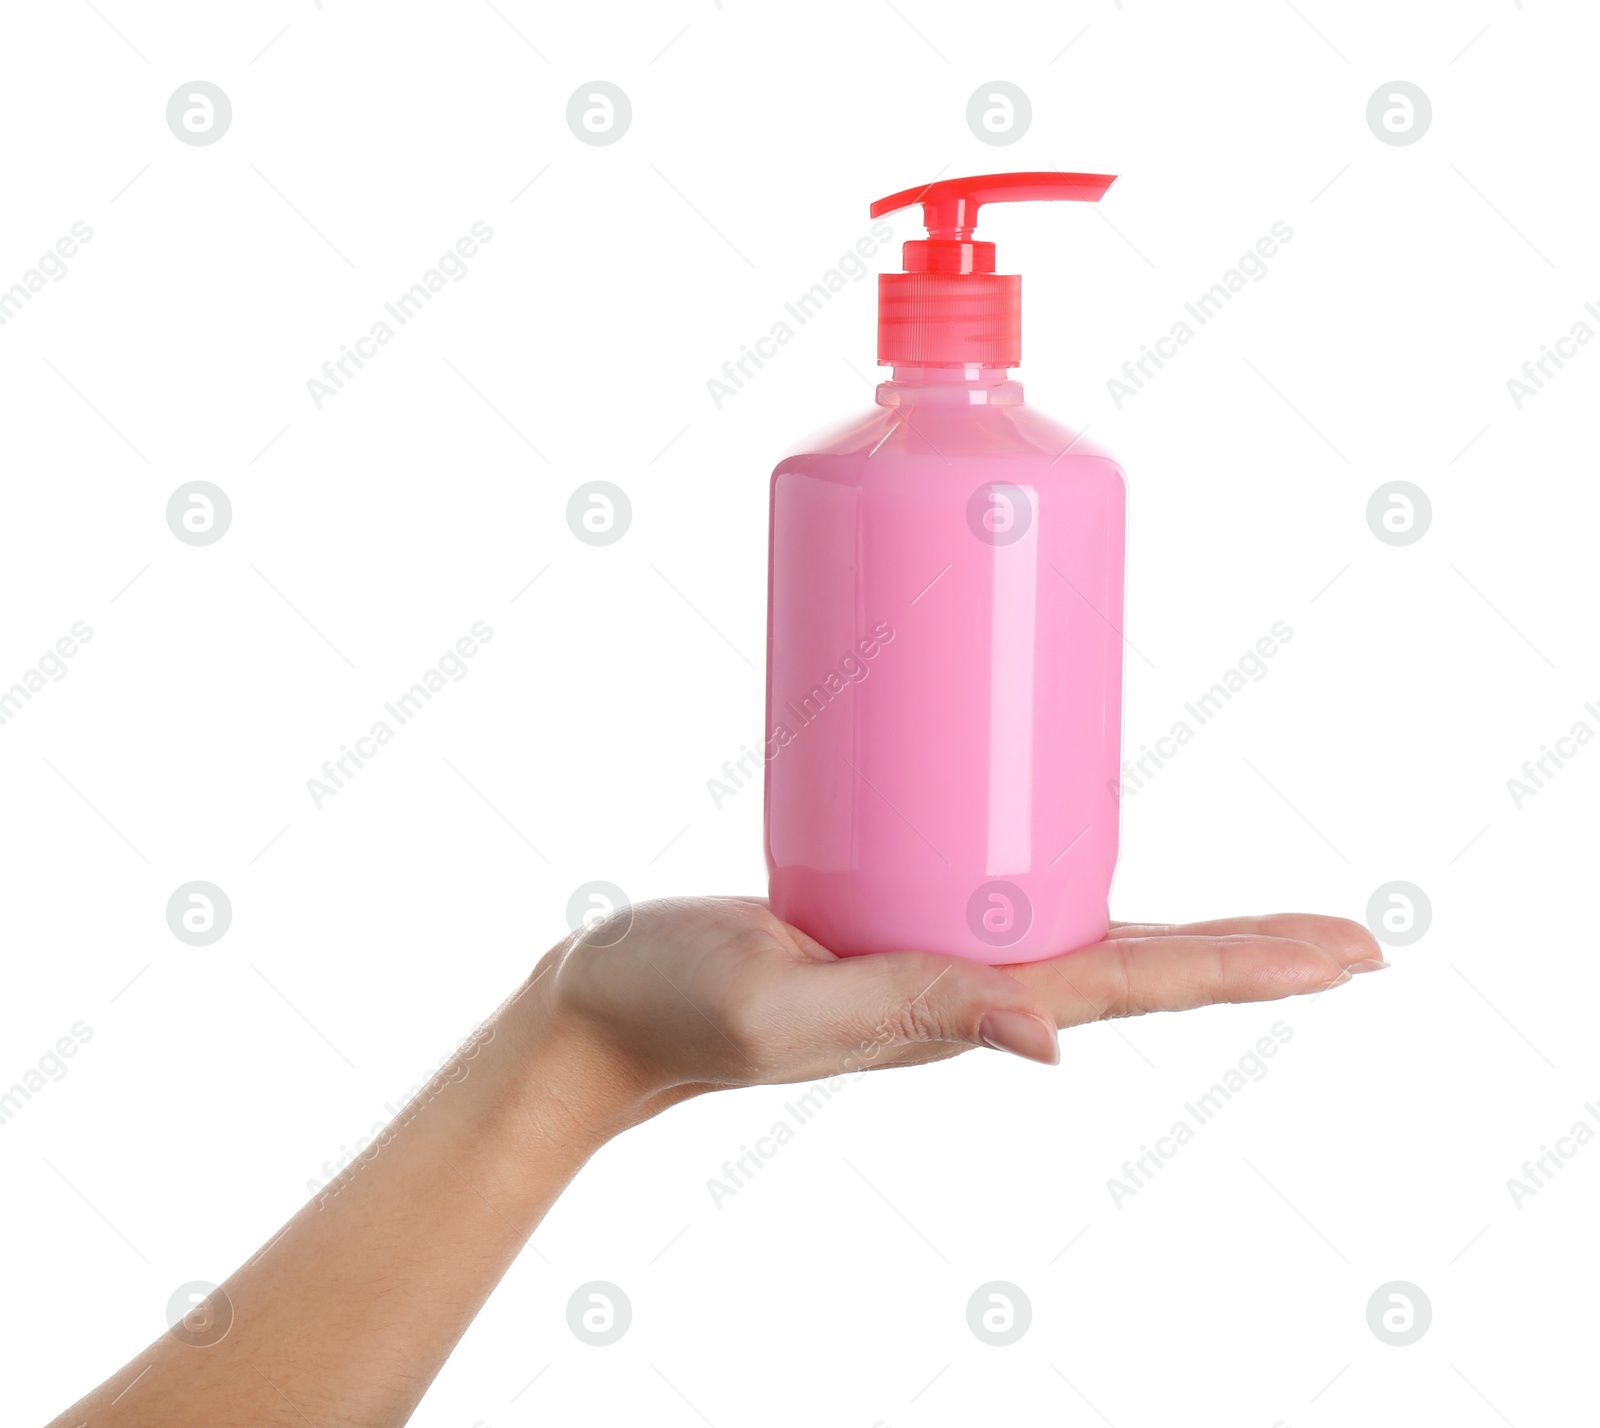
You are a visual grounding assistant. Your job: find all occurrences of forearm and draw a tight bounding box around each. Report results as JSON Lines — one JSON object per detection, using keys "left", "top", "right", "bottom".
{"left": 46, "top": 900, "right": 1378, "bottom": 1424}
{"left": 51, "top": 967, "right": 651, "bottom": 1428}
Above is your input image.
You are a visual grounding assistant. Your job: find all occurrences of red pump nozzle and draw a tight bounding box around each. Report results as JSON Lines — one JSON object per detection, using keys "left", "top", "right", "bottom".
{"left": 869, "top": 171, "right": 1117, "bottom": 367}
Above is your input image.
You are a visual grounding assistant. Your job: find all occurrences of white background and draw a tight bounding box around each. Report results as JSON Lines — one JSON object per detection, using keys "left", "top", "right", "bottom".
{"left": 2, "top": 1, "right": 1596, "bottom": 1423}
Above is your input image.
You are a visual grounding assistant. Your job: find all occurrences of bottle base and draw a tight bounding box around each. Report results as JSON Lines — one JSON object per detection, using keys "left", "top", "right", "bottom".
{"left": 770, "top": 867, "right": 1111, "bottom": 966}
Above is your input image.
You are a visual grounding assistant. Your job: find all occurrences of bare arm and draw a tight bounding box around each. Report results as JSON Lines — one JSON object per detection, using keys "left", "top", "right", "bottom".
{"left": 49, "top": 898, "right": 1383, "bottom": 1426}
{"left": 50, "top": 974, "right": 653, "bottom": 1426}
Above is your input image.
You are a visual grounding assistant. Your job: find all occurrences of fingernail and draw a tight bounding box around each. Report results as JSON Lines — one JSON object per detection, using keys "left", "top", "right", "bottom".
{"left": 1323, "top": 968, "right": 1353, "bottom": 990}
{"left": 1348, "top": 957, "right": 1390, "bottom": 974}
{"left": 979, "top": 1011, "right": 1060, "bottom": 1066}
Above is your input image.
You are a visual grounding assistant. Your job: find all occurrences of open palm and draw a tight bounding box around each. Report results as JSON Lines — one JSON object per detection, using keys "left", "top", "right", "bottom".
{"left": 545, "top": 896, "right": 1385, "bottom": 1098}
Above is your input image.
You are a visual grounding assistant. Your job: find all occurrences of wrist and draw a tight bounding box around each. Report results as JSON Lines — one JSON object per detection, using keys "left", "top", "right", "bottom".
{"left": 490, "top": 960, "right": 673, "bottom": 1153}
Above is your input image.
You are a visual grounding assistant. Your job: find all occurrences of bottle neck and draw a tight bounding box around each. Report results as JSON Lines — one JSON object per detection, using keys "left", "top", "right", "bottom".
{"left": 874, "top": 365, "right": 1023, "bottom": 408}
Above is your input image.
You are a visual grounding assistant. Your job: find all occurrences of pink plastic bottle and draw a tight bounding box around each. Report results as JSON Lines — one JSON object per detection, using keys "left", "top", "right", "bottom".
{"left": 765, "top": 173, "right": 1127, "bottom": 964}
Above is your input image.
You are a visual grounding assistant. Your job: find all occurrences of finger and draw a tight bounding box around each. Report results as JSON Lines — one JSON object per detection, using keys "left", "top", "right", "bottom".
{"left": 804, "top": 950, "right": 1062, "bottom": 1066}
{"left": 1011, "top": 932, "right": 1379, "bottom": 1028}
{"left": 1106, "top": 914, "right": 1381, "bottom": 964}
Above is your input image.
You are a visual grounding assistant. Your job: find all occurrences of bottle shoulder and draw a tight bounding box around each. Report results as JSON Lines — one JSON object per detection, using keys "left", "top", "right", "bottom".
{"left": 774, "top": 397, "right": 1121, "bottom": 472}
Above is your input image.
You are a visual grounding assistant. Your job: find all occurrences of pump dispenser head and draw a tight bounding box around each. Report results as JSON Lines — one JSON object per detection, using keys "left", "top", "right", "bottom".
{"left": 870, "top": 171, "right": 1117, "bottom": 368}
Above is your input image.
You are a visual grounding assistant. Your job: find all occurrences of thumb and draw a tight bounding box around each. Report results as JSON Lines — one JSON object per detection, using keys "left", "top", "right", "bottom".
{"left": 812, "top": 950, "right": 1061, "bottom": 1067}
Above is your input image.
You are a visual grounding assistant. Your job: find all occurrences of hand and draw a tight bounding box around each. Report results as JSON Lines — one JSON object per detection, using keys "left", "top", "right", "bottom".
{"left": 44, "top": 901, "right": 1384, "bottom": 1428}
{"left": 543, "top": 897, "right": 1386, "bottom": 1104}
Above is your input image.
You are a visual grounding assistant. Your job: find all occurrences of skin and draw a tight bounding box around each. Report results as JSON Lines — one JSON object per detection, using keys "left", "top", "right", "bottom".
{"left": 48, "top": 898, "right": 1384, "bottom": 1426}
